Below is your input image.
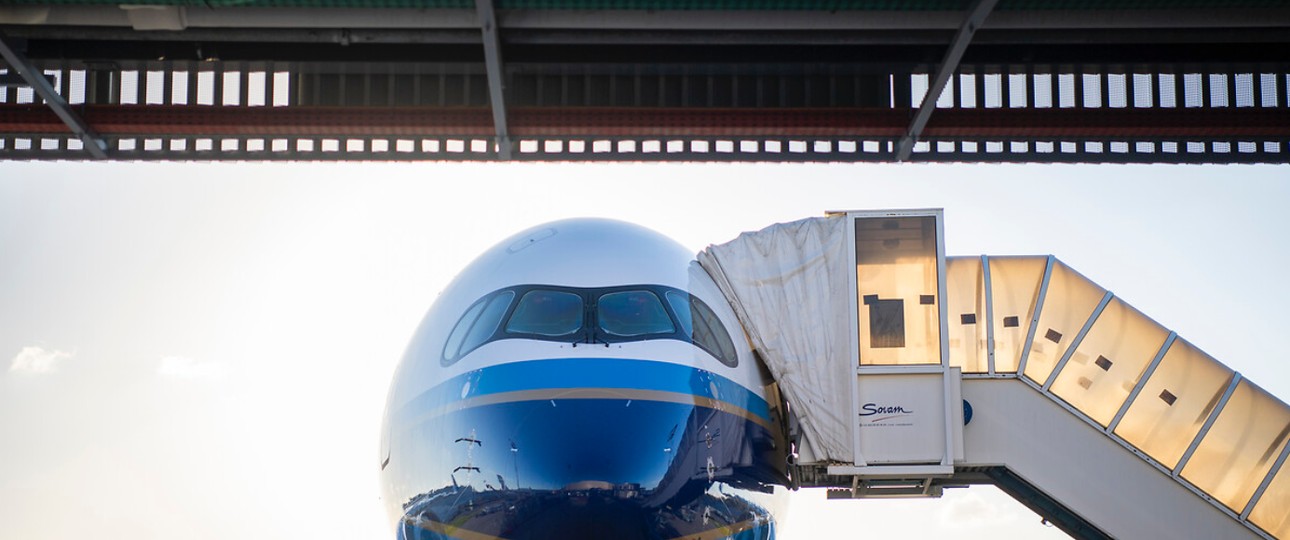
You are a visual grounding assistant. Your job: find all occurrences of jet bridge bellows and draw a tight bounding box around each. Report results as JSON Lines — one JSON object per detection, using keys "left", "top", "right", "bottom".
{"left": 698, "top": 211, "right": 1290, "bottom": 540}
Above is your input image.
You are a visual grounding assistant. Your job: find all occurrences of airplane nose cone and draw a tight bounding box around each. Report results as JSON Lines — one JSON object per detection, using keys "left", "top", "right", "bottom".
{"left": 391, "top": 358, "right": 780, "bottom": 540}
{"left": 397, "top": 397, "right": 703, "bottom": 540}
{"left": 470, "top": 396, "right": 695, "bottom": 494}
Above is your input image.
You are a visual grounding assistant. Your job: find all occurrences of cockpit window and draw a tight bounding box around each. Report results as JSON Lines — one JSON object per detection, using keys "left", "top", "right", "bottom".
{"left": 505, "top": 290, "right": 584, "bottom": 336}
{"left": 462, "top": 291, "right": 514, "bottom": 353}
{"left": 665, "top": 290, "right": 739, "bottom": 367}
{"left": 598, "top": 290, "right": 674, "bottom": 337}
{"left": 442, "top": 284, "right": 739, "bottom": 367}
{"left": 442, "top": 290, "right": 515, "bottom": 365}
{"left": 443, "top": 298, "right": 487, "bottom": 364}
{"left": 664, "top": 290, "right": 694, "bottom": 335}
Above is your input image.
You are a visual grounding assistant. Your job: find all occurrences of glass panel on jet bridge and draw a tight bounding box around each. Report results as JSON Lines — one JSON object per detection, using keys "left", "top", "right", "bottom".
{"left": 986, "top": 256, "right": 1046, "bottom": 373}
{"left": 855, "top": 215, "right": 940, "bottom": 365}
{"left": 1114, "top": 338, "right": 1233, "bottom": 469}
{"left": 1181, "top": 380, "right": 1290, "bottom": 514}
{"left": 1251, "top": 453, "right": 1290, "bottom": 539}
{"left": 1023, "top": 260, "right": 1106, "bottom": 385}
{"left": 945, "top": 257, "right": 987, "bottom": 373}
{"left": 1050, "top": 297, "right": 1170, "bottom": 427}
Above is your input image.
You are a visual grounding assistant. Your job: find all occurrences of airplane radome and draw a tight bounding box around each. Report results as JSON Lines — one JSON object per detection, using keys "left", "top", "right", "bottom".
{"left": 380, "top": 218, "right": 792, "bottom": 540}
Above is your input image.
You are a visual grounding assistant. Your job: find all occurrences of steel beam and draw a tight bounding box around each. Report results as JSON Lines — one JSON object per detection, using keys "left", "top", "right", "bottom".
{"left": 0, "top": 31, "right": 107, "bottom": 158}
{"left": 476, "top": 0, "right": 511, "bottom": 159}
{"left": 896, "top": 0, "right": 998, "bottom": 161}
{"left": 0, "top": 72, "right": 55, "bottom": 88}
{"left": 11, "top": 25, "right": 1290, "bottom": 48}
{"left": 4, "top": 105, "right": 1290, "bottom": 139}
{"left": 10, "top": 5, "right": 1290, "bottom": 32}
{"left": 0, "top": 134, "right": 1281, "bottom": 164}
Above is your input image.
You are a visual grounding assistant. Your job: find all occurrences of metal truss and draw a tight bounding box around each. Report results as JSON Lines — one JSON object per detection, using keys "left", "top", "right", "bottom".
{"left": 0, "top": 30, "right": 106, "bottom": 158}
{"left": 897, "top": 0, "right": 998, "bottom": 161}
{"left": 1, "top": 3, "right": 1288, "bottom": 162}
{"left": 1, "top": 132, "right": 1283, "bottom": 163}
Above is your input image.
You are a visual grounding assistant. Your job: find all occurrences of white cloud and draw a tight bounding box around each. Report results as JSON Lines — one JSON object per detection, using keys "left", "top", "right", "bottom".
{"left": 9, "top": 346, "right": 72, "bottom": 374}
{"left": 937, "top": 490, "right": 1020, "bottom": 529}
{"left": 156, "top": 356, "right": 225, "bottom": 381}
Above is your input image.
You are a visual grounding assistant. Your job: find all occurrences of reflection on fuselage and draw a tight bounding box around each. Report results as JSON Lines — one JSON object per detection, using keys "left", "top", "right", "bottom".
{"left": 380, "top": 219, "right": 791, "bottom": 540}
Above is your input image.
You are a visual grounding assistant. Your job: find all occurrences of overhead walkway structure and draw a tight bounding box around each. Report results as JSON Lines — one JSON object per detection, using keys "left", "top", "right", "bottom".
{"left": 1, "top": 1, "right": 1289, "bottom": 162}
{"left": 698, "top": 210, "right": 1290, "bottom": 540}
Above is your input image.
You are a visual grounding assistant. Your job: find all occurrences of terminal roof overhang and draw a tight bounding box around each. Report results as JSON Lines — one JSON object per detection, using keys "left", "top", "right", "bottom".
{"left": 1, "top": 1, "right": 1289, "bottom": 162}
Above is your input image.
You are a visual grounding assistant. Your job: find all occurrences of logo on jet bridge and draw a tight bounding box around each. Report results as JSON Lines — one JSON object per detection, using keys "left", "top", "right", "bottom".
{"left": 859, "top": 403, "right": 915, "bottom": 425}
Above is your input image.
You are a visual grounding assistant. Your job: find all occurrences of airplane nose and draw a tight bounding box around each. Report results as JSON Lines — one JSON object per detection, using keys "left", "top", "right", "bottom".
{"left": 392, "top": 358, "right": 780, "bottom": 540}
{"left": 430, "top": 358, "right": 750, "bottom": 494}
{"left": 470, "top": 396, "right": 696, "bottom": 494}
{"left": 398, "top": 396, "right": 704, "bottom": 540}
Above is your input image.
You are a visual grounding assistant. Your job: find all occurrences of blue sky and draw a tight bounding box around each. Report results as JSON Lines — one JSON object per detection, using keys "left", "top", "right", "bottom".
{"left": 1, "top": 161, "right": 1287, "bottom": 539}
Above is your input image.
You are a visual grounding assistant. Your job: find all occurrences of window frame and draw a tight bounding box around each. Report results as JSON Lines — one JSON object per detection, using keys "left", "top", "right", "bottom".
{"left": 665, "top": 289, "right": 739, "bottom": 368}
{"left": 441, "top": 289, "right": 518, "bottom": 366}
{"left": 439, "top": 283, "right": 740, "bottom": 368}
{"left": 597, "top": 289, "right": 676, "bottom": 338}
{"left": 504, "top": 289, "right": 586, "bottom": 338}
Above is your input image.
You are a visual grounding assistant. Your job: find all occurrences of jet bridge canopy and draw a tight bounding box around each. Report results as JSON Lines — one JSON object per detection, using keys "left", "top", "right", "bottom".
{"left": 698, "top": 211, "right": 1290, "bottom": 540}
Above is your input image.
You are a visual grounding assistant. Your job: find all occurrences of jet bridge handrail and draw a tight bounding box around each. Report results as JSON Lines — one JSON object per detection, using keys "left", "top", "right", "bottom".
{"left": 945, "top": 255, "right": 1290, "bottom": 540}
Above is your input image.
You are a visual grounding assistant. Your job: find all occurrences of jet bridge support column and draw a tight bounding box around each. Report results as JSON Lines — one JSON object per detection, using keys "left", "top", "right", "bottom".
{"left": 823, "top": 209, "right": 966, "bottom": 498}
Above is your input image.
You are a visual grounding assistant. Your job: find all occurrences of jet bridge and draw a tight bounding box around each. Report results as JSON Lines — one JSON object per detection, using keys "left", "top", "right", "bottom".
{"left": 697, "top": 210, "right": 1290, "bottom": 540}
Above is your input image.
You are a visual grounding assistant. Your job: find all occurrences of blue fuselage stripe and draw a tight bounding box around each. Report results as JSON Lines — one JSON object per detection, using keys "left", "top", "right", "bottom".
{"left": 409, "top": 358, "right": 772, "bottom": 423}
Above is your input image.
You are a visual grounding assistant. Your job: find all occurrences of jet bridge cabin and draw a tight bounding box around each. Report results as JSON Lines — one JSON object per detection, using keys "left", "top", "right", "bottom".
{"left": 697, "top": 210, "right": 1290, "bottom": 540}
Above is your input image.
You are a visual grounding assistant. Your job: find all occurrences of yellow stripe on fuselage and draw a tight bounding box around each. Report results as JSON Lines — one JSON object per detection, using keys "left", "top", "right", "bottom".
{"left": 668, "top": 518, "right": 763, "bottom": 540}
{"left": 409, "top": 517, "right": 506, "bottom": 540}
{"left": 408, "top": 387, "right": 773, "bottom": 432}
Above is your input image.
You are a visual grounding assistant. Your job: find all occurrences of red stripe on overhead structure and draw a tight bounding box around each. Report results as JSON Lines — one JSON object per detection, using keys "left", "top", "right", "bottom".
{"left": 0, "top": 105, "right": 496, "bottom": 136}
{"left": 922, "top": 108, "right": 1290, "bottom": 138}
{"left": 508, "top": 108, "right": 909, "bottom": 137}
{"left": 0, "top": 105, "right": 908, "bottom": 137}
{"left": 1, "top": 105, "right": 1288, "bottom": 138}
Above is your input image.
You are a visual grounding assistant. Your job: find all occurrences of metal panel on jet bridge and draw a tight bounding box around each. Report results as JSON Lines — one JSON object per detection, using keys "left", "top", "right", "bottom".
{"left": 855, "top": 373, "right": 956, "bottom": 464}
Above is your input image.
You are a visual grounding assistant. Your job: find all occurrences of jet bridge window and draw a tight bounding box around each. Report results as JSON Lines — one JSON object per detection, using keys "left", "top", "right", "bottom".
{"left": 854, "top": 215, "right": 942, "bottom": 365}
{"left": 598, "top": 290, "right": 674, "bottom": 337}
{"left": 506, "top": 290, "right": 585, "bottom": 337}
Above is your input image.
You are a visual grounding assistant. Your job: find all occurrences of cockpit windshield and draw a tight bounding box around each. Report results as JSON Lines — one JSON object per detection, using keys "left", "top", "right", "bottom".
{"left": 464, "top": 291, "right": 515, "bottom": 350}
{"left": 505, "top": 290, "right": 584, "bottom": 336}
{"left": 597, "top": 291, "right": 674, "bottom": 337}
{"left": 665, "top": 290, "right": 737, "bottom": 367}
{"left": 441, "top": 284, "right": 739, "bottom": 367}
{"left": 442, "top": 290, "right": 516, "bottom": 365}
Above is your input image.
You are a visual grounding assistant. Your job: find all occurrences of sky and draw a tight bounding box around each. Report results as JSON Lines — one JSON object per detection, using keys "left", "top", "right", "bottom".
{"left": 1, "top": 161, "right": 1287, "bottom": 539}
